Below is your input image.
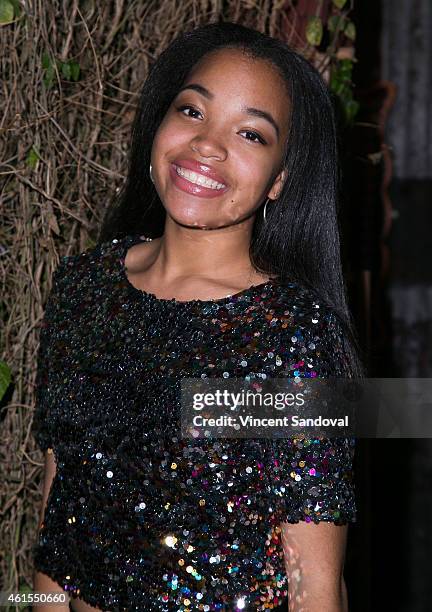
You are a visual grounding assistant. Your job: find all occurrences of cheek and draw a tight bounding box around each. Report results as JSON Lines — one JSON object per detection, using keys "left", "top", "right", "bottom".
{"left": 152, "top": 117, "right": 187, "bottom": 160}
{"left": 232, "top": 153, "right": 271, "bottom": 197}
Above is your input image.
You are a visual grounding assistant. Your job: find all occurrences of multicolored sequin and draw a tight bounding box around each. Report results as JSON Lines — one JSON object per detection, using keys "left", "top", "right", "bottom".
{"left": 31, "top": 234, "right": 356, "bottom": 611}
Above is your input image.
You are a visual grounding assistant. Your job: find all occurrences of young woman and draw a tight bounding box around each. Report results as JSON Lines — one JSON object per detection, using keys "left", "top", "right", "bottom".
{"left": 32, "top": 21, "right": 364, "bottom": 612}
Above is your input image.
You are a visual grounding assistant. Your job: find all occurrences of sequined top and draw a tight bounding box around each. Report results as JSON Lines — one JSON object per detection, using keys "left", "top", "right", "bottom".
{"left": 31, "top": 234, "right": 356, "bottom": 612}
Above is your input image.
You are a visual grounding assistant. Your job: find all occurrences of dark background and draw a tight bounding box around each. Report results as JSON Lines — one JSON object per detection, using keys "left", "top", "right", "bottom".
{"left": 342, "top": 1, "right": 432, "bottom": 611}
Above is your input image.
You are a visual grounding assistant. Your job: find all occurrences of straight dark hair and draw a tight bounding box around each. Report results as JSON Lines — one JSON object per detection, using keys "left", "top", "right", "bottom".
{"left": 98, "top": 21, "right": 366, "bottom": 378}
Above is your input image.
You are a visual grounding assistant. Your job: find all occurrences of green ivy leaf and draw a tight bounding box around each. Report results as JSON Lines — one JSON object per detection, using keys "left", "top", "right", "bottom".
{"left": 26, "top": 146, "right": 40, "bottom": 169}
{"left": 0, "top": 360, "right": 12, "bottom": 402}
{"left": 331, "top": 58, "right": 353, "bottom": 90}
{"left": 339, "top": 58, "right": 353, "bottom": 79}
{"left": 345, "top": 99, "right": 360, "bottom": 123}
{"left": 332, "top": 0, "right": 347, "bottom": 8}
{"left": 69, "top": 60, "right": 80, "bottom": 81}
{"left": 328, "top": 15, "right": 344, "bottom": 33}
{"left": 16, "top": 583, "right": 33, "bottom": 608}
{"left": 61, "top": 61, "right": 71, "bottom": 80}
{"left": 58, "top": 60, "right": 80, "bottom": 82}
{"left": 84, "top": 237, "right": 97, "bottom": 250}
{"left": 306, "top": 16, "right": 323, "bottom": 47}
{"left": 0, "top": 0, "right": 14, "bottom": 24}
{"left": 43, "top": 62, "right": 55, "bottom": 88}
{"left": 344, "top": 20, "right": 356, "bottom": 41}
{"left": 42, "top": 52, "right": 60, "bottom": 89}
{"left": 9, "top": 0, "right": 20, "bottom": 16}
{"left": 41, "top": 52, "right": 51, "bottom": 69}
{"left": 330, "top": 59, "right": 359, "bottom": 124}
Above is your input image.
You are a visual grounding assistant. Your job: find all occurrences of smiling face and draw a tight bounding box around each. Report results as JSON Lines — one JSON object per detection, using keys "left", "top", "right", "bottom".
{"left": 150, "top": 47, "right": 291, "bottom": 230}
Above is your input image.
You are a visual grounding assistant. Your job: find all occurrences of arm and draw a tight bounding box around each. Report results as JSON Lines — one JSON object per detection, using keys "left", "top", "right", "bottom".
{"left": 281, "top": 521, "right": 349, "bottom": 612}
{"left": 271, "top": 304, "right": 358, "bottom": 611}
{"left": 33, "top": 450, "right": 70, "bottom": 611}
{"left": 36, "top": 449, "right": 56, "bottom": 532}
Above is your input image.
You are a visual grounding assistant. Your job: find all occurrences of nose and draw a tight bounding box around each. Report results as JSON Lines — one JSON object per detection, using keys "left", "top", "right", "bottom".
{"left": 190, "top": 128, "right": 228, "bottom": 161}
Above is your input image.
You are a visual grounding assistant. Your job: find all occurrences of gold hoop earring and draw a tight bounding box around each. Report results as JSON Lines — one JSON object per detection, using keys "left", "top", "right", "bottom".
{"left": 263, "top": 198, "right": 270, "bottom": 223}
{"left": 263, "top": 194, "right": 281, "bottom": 223}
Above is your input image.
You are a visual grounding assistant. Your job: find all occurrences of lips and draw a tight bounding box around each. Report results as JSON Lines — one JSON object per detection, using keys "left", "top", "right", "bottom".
{"left": 169, "top": 163, "right": 229, "bottom": 199}
{"left": 172, "top": 158, "right": 229, "bottom": 187}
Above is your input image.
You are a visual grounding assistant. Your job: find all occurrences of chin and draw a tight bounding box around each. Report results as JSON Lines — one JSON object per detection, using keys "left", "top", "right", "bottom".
{"left": 166, "top": 208, "right": 211, "bottom": 228}
{"left": 181, "top": 218, "right": 209, "bottom": 228}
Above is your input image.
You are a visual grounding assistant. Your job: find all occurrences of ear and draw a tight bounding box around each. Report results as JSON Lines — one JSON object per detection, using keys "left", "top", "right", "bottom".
{"left": 267, "top": 168, "right": 287, "bottom": 200}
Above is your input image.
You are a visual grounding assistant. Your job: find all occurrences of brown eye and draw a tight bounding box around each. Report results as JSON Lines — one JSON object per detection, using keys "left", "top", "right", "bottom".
{"left": 177, "top": 105, "right": 202, "bottom": 119}
{"left": 239, "top": 130, "right": 266, "bottom": 145}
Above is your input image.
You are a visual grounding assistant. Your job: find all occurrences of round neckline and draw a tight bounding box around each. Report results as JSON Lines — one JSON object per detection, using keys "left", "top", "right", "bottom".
{"left": 118, "top": 234, "right": 277, "bottom": 306}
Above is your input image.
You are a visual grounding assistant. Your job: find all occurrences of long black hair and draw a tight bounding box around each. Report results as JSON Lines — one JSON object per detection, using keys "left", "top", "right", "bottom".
{"left": 98, "top": 21, "right": 366, "bottom": 378}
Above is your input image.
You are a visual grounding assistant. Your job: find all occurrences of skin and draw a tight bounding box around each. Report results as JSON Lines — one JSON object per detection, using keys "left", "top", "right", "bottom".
{"left": 33, "top": 452, "right": 100, "bottom": 612}
{"left": 126, "top": 47, "right": 288, "bottom": 301}
{"left": 34, "top": 48, "right": 349, "bottom": 611}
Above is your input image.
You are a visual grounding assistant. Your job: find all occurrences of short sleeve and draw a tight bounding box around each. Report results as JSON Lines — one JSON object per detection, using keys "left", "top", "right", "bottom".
{"left": 31, "top": 260, "right": 67, "bottom": 452}
{"left": 268, "top": 307, "right": 357, "bottom": 525}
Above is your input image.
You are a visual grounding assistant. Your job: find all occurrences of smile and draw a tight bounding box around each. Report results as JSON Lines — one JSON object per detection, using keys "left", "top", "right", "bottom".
{"left": 173, "top": 165, "right": 227, "bottom": 190}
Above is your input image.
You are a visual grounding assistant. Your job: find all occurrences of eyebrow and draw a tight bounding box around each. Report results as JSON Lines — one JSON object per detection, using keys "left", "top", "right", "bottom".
{"left": 177, "top": 83, "right": 280, "bottom": 140}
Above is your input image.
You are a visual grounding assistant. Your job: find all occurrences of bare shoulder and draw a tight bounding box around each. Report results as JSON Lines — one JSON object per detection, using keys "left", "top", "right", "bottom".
{"left": 124, "top": 237, "right": 161, "bottom": 273}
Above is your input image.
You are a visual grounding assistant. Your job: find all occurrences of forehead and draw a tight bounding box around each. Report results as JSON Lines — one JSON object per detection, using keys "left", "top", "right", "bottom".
{"left": 182, "top": 47, "right": 290, "bottom": 120}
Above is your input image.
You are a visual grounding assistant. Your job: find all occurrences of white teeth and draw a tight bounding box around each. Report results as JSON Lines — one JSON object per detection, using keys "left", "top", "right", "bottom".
{"left": 175, "top": 165, "right": 226, "bottom": 190}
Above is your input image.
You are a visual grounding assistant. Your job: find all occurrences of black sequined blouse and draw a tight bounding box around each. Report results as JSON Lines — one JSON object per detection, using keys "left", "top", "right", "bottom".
{"left": 31, "top": 234, "right": 356, "bottom": 612}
